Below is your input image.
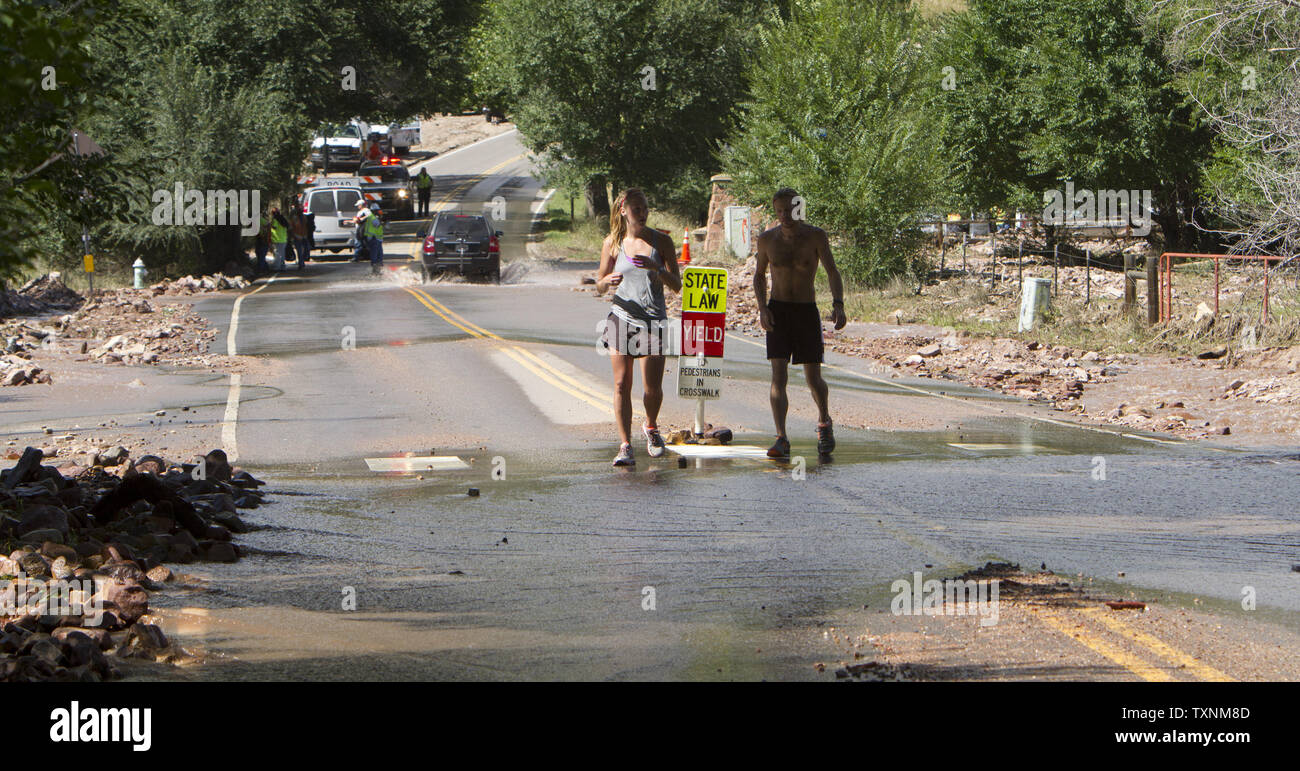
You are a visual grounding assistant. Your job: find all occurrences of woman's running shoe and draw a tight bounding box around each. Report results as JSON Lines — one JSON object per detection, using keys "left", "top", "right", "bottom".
{"left": 644, "top": 425, "right": 666, "bottom": 458}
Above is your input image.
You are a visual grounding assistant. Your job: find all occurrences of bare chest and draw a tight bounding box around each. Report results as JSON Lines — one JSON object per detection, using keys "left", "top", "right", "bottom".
{"left": 766, "top": 235, "right": 819, "bottom": 272}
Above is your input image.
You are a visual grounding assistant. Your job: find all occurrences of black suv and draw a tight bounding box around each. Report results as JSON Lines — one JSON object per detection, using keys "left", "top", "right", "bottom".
{"left": 419, "top": 212, "right": 502, "bottom": 282}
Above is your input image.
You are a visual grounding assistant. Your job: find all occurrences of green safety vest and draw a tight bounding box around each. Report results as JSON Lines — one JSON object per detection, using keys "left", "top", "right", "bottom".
{"left": 364, "top": 215, "right": 384, "bottom": 240}
{"left": 269, "top": 218, "right": 287, "bottom": 244}
{"left": 416, "top": 173, "right": 432, "bottom": 190}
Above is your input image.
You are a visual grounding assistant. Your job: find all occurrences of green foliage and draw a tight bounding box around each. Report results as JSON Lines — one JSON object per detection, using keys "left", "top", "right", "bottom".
{"left": 8, "top": 0, "right": 481, "bottom": 280}
{"left": 1158, "top": 0, "right": 1297, "bottom": 246}
{"left": 0, "top": 1, "right": 117, "bottom": 279}
{"left": 933, "top": 0, "right": 1210, "bottom": 242}
{"left": 720, "top": 0, "right": 944, "bottom": 285}
{"left": 472, "top": 0, "right": 765, "bottom": 217}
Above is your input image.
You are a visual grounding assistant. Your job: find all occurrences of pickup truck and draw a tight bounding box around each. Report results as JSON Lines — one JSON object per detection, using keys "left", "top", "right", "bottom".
{"left": 390, "top": 121, "right": 421, "bottom": 154}
{"left": 310, "top": 120, "right": 370, "bottom": 171}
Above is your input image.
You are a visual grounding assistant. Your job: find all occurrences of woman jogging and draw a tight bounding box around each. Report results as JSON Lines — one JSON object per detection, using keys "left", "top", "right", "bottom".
{"left": 595, "top": 188, "right": 682, "bottom": 467}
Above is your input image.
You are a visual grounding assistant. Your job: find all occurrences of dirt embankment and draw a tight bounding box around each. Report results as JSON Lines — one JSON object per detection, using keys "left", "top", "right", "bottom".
{"left": 2, "top": 273, "right": 246, "bottom": 387}
{"left": 413, "top": 114, "right": 514, "bottom": 158}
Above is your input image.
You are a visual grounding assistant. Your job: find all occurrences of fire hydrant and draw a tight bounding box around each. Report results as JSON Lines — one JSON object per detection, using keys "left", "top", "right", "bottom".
{"left": 133, "top": 258, "right": 147, "bottom": 289}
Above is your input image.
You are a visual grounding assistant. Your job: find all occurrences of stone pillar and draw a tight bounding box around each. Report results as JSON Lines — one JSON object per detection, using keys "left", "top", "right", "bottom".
{"left": 703, "top": 174, "right": 735, "bottom": 256}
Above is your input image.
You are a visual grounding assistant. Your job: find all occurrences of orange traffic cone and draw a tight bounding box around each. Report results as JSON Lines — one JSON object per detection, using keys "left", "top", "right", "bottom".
{"left": 680, "top": 228, "right": 691, "bottom": 265}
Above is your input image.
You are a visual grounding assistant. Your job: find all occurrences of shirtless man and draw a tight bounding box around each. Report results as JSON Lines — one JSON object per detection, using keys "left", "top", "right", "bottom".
{"left": 754, "top": 188, "right": 846, "bottom": 458}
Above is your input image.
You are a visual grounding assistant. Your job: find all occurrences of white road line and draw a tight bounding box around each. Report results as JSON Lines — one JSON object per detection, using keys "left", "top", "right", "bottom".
{"left": 227, "top": 274, "right": 278, "bottom": 356}
{"left": 364, "top": 456, "right": 470, "bottom": 472}
{"left": 221, "top": 275, "right": 278, "bottom": 463}
{"left": 726, "top": 331, "right": 1190, "bottom": 447}
{"left": 530, "top": 187, "right": 557, "bottom": 216}
{"left": 666, "top": 444, "right": 771, "bottom": 460}
{"left": 221, "top": 373, "right": 242, "bottom": 463}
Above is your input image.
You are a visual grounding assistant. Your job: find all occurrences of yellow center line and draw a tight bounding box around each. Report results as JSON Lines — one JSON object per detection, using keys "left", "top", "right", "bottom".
{"left": 1080, "top": 607, "right": 1235, "bottom": 682}
{"left": 402, "top": 285, "right": 635, "bottom": 417}
{"left": 409, "top": 286, "right": 621, "bottom": 407}
{"left": 406, "top": 153, "right": 528, "bottom": 259}
{"left": 1036, "top": 609, "right": 1177, "bottom": 682}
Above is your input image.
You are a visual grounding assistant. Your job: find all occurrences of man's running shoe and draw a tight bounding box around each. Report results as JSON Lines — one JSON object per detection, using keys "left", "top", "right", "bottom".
{"left": 613, "top": 443, "right": 635, "bottom": 467}
{"left": 766, "top": 435, "right": 791, "bottom": 459}
{"left": 816, "top": 422, "right": 836, "bottom": 454}
{"left": 644, "top": 425, "right": 666, "bottom": 458}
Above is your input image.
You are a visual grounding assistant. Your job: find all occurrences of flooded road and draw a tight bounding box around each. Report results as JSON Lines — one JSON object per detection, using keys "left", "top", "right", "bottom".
{"left": 140, "top": 424, "right": 1300, "bottom": 680}
{"left": 36, "top": 132, "right": 1296, "bottom": 681}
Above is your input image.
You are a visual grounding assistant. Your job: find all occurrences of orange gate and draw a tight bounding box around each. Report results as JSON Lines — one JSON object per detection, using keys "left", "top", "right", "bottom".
{"left": 1158, "top": 252, "right": 1283, "bottom": 324}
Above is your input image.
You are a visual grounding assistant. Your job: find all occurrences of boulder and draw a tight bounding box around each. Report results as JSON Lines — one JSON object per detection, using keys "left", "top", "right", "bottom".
{"left": 1, "top": 447, "right": 44, "bottom": 489}
{"left": 94, "top": 446, "right": 129, "bottom": 467}
{"left": 101, "top": 579, "right": 149, "bottom": 624}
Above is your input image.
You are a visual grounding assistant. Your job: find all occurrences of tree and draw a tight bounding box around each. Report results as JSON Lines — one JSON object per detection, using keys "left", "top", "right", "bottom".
{"left": 0, "top": 0, "right": 125, "bottom": 281}
{"left": 472, "top": 0, "right": 763, "bottom": 219}
{"left": 1160, "top": 0, "right": 1300, "bottom": 258}
{"left": 720, "top": 0, "right": 945, "bottom": 284}
{"left": 14, "top": 0, "right": 483, "bottom": 279}
{"left": 933, "top": 0, "right": 1212, "bottom": 249}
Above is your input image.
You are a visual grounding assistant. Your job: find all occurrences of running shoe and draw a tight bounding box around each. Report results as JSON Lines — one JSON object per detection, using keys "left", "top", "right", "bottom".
{"left": 613, "top": 443, "right": 635, "bottom": 467}
{"left": 816, "top": 422, "right": 836, "bottom": 454}
{"left": 766, "top": 435, "right": 791, "bottom": 459}
{"left": 644, "top": 425, "right": 666, "bottom": 458}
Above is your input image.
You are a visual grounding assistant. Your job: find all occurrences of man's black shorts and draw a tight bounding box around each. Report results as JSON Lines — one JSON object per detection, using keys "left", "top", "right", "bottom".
{"left": 765, "top": 300, "right": 824, "bottom": 364}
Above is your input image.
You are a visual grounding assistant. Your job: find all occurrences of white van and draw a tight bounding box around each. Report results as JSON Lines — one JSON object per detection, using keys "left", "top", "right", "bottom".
{"left": 300, "top": 183, "right": 365, "bottom": 254}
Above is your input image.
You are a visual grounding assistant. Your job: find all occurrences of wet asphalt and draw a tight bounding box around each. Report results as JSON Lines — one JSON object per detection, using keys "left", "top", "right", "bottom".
{"left": 14, "top": 132, "right": 1299, "bottom": 680}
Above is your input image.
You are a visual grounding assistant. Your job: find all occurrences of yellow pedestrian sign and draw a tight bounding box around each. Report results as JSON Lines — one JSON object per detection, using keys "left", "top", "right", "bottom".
{"left": 83, "top": 254, "right": 95, "bottom": 273}
{"left": 681, "top": 266, "right": 728, "bottom": 313}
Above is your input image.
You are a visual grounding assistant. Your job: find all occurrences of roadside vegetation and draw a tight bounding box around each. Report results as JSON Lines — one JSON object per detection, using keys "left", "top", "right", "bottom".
{"left": 7, "top": 0, "right": 1299, "bottom": 356}
{"left": 4, "top": 0, "right": 480, "bottom": 283}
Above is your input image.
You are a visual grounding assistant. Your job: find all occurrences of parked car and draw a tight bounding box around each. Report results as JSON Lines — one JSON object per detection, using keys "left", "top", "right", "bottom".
{"left": 299, "top": 183, "right": 366, "bottom": 255}
{"left": 358, "top": 160, "right": 415, "bottom": 219}
{"left": 418, "top": 212, "right": 502, "bottom": 281}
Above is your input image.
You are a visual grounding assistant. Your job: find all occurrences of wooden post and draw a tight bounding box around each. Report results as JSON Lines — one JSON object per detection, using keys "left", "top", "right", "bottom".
{"left": 990, "top": 231, "right": 997, "bottom": 289}
{"left": 1085, "top": 248, "right": 1091, "bottom": 305}
{"left": 961, "top": 233, "right": 967, "bottom": 274}
{"left": 939, "top": 232, "right": 946, "bottom": 273}
{"left": 1017, "top": 241, "right": 1023, "bottom": 290}
{"left": 1123, "top": 250, "right": 1136, "bottom": 312}
{"left": 1146, "top": 253, "right": 1159, "bottom": 324}
{"left": 1053, "top": 243, "right": 1059, "bottom": 297}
